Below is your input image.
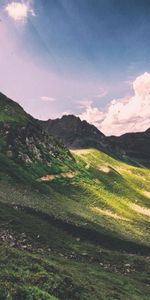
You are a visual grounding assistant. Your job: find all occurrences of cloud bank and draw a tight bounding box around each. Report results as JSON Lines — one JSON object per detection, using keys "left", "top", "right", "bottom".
{"left": 79, "top": 72, "right": 150, "bottom": 136}
{"left": 5, "top": 1, "right": 35, "bottom": 21}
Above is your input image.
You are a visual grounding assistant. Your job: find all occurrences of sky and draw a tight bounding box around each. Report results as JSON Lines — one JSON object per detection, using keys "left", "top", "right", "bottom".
{"left": 0, "top": 0, "right": 150, "bottom": 135}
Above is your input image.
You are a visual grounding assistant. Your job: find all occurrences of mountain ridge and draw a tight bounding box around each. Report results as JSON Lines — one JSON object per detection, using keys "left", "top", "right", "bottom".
{"left": 0, "top": 92, "right": 73, "bottom": 178}
{"left": 1, "top": 91, "right": 150, "bottom": 167}
{"left": 0, "top": 91, "right": 150, "bottom": 299}
{"left": 39, "top": 114, "right": 110, "bottom": 152}
{"left": 109, "top": 127, "right": 150, "bottom": 166}
{"left": 40, "top": 113, "right": 150, "bottom": 166}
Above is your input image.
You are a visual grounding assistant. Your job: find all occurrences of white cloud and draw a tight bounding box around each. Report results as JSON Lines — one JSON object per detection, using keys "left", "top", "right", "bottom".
{"left": 79, "top": 105, "right": 105, "bottom": 124}
{"left": 5, "top": 1, "right": 35, "bottom": 21}
{"left": 78, "top": 72, "right": 150, "bottom": 136}
{"left": 40, "top": 96, "right": 56, "bottom": 102}
{"left": 78, "top": 99, "right": 93, "bottom": 109}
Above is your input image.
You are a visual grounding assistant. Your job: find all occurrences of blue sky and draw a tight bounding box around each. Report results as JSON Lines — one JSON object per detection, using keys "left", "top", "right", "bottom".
{"left": 0, "top": 0, "right": 150, "bottom": 135}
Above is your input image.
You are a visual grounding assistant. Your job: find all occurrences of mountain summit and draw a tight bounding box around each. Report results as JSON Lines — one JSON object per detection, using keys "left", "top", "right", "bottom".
{"left": 40, "top": 114, "right": 109, "bottom": 151}
{"left": 40, "top": 113, "right": 150, "bottom": 166}
{"left": 0, "top": 92, "right": 150, "bottom": 299}
{"left": 0, "top": 92, "right": 30, "bottom": 124}
{"left": 0, "top": 92, "right": 73, "bottom": 172}
{"left": 1, "top": 92, "right": 150, "bottom": 167}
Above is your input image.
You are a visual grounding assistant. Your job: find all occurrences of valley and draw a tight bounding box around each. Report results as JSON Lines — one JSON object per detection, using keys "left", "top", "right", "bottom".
{"left": 0, "top": 93, "right": 150, "bottom": 299}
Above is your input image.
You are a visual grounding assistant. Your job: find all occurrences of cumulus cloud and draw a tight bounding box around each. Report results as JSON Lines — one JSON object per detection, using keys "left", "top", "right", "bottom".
{"left": 78, "top": 99, "right": 93, "bottom": 109}
{"left": 78, "top": 72, "right": 150, "bottom": 136}
{"left": 40, "top": 96, "right": 56, "bottom": 102}
{"left": 79, "top": 105, "right": 105, "bottom": 124}
{"left": 5, "top": 1, "right": 35, "bottom": 21}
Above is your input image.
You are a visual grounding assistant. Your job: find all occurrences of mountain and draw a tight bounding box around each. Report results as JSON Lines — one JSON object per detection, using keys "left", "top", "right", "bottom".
{"left": 0, "top": 92, "right": 150, "bottom": 299}
{"left": 40, "top": 114, "right": 150, "bottom": 166}
{"left": 40, "top": 115, "right": 109, "bottom": 151}
{"left": 0, "top": 92, "right": 73, "bottom": 178}
{"left": 110, "top": 128, "right": 150, "bottom": 166}
{"left": 0, "top": 92, "right": 30, "bottom": 124}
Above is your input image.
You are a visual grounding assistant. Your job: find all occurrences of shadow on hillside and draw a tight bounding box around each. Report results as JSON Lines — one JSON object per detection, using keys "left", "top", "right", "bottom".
{"left": 0, "top": 202, "right": 149, "bottom": 256}
{"left": 72, "top": 145, "right": 150, "bottom": 169}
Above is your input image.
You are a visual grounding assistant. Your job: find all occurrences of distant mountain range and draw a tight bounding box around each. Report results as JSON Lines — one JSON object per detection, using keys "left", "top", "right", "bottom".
{"left": 40, "top": 114, "right": 150, "bottom": 167}
{"left": 109, "top": 129, "right": 150, "bottom": 165}
{"left": 0, "top": 91, "right": 150, "bottom": 299}
{"left": 1, "top": 92, "right": 150, "bottom": 167}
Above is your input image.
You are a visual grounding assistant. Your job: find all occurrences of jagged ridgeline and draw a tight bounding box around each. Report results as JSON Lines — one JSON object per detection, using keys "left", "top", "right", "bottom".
{"left": 0, "top": 92, "right": 150, "bottom": 300}
{"left": 0, "top": 92, "right": 73, "bottom": 180}
{"left": 40, "top": 114, "right": 150, "bottom": 167}
{"left": 40, "top": 115, "right": 107, "bottom": 150}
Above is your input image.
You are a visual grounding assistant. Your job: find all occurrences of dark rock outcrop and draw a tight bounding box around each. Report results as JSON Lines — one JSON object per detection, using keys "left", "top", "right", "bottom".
{"left": 40, "top": 115, "right": 109, "bottom": 151}
{"left": 1, "top": 91, "right": 150, "bottom": 167}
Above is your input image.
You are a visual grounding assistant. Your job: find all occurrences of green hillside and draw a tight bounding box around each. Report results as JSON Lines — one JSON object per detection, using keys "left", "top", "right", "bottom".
{"left": 0, "top": 147, "right": 150, "bottom": 299}
{"left": 0, "top": 93, "right": 29, "bottom": 124}
{"left": 0, "top": 92, "right": 149, "bottom": 299}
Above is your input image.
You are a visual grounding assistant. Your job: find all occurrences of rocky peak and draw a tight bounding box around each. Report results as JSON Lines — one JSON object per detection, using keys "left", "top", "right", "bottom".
{"left": 40, "top": 114, "right": 107, "bottom": 150}
{"left": 145, "top": 128, "right": 150, "bottom": 136}
{"left": 0, "top": 92, "right": 73, "bottom": 167}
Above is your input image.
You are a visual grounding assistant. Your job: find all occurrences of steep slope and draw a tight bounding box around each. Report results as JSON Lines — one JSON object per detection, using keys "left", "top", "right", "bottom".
{"left": 0, "top": 93, "right": 150, "bottom": 299}
{"left": 0, "top": 92, "right": 30, "bottom": 124}
{"left": 110, "top": 128, "right": 150, "bottom": 166}
{"left": 40, "top": 114, "right": 150, "bottom": 166}
{"left": 0, "top": 147, "right": 150, "bottom": 299}
{"left": 0, "top": 93, "right": 73, "bottom": 178}
{"left": 40, "top": 115, "right": 109, "bottom": 151}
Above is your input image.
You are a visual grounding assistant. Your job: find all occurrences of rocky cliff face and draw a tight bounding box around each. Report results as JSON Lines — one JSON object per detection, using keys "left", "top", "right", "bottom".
{"left": 0, "top": 93, "right": 73, "bottom": 168}
{"left": 1, "top": 92, "right": 150, "bottom": 167}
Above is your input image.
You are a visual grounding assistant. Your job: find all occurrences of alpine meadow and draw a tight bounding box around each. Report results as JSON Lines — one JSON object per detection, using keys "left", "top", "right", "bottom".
{"left": 0, "top": 1, "right": 150, "bottom": 299}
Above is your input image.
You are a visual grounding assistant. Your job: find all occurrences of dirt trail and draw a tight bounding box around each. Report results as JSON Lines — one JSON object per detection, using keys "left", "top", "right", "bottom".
{"left": 40, "top": 172, "right": 76, "bottom": 181}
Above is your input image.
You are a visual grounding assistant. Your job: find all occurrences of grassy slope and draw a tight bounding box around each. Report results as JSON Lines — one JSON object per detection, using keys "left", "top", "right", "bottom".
{"left": 0, "top": 94, "right": 29, "bottom": 124}
{"left": 70, "top": 149, "right": 150, "bottom": 245}
{"left": 0, "top": 149, "right": 150, "bottom": 299}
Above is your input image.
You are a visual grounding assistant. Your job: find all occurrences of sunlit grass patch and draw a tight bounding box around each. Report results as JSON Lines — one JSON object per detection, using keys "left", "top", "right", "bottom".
{"left": 143, "top": 191, "right": 150, "bottom": 198}
{"left": 91, "top": 206, "right": 129, "bottom": 221}
{"left": 131, "top": 203, "right": 150, "bottom": 217}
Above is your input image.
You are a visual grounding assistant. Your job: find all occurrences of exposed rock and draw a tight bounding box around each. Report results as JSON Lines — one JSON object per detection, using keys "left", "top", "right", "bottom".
{"left": 76, "top": 237, "right": 80, "bottom": 242}
{"left": 125, "top": 263, "right": 131, "bottom": 267}
{"left": 82, "top": 252, "right": 88, "bottom": 256}
{"left": 0, "top": 92, "right": 74, "bottom": 168}
{"left": 40, "top": 113, "right": 150, "bottom": 166}
{"left": 40, "top": 115, "right": 109, "bottom": 151}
